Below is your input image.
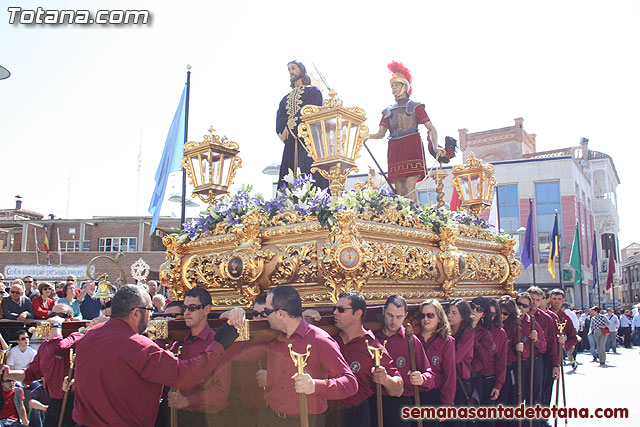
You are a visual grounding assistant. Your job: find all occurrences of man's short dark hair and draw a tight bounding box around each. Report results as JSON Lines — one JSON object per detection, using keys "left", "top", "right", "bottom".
{"left": 16, "top": 330, "right": 27, "bottom": 339}
{"left": 165, "top": 300, "right": 184, "bottom": 310}
{"left": 254, "top": 293, "right": 267, "bottom": 306}
{"left": 384, "top": 295, "right": 407, "bottom": 312}
{"left": 526, "top": 286, "right": 544, "bottom": 297}
{"left": 268, "top": 286, "right": 302, "bottom": 318}
{"left": 111, "top": 285, "right": 146, "bottom": 320}
{"left": 550, "top": 288, "right": 565, "bottom": 298}
{"left": 561, "top": 302, "right": 570, "bottom": 309}
{"left": 517, "top": 292, "right": 532, "bottom": 303}
{"left": 185, "top": 287, "right": 212, "bottom": 306}
{"left": 339, "top": 291, "right": 367, "bottom": 322}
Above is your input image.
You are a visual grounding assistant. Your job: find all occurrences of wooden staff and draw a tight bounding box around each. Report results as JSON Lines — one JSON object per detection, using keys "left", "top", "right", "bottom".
{"left": 405, "top": 323, "right": 423, "bottom": 427}
{"left": 516, "top": 316, "right": 522, "bottom": 427}
{"left": 288, "top": 343, "right": 311, "bottom": 427}
{"left": 58, "top": 349, "right": 75, "bottom": 427}
{"left": 366, "top": 339, "right": 387, "bottom": 427}
{"left": 170, "top": 346, "right": 183, "bottom": 427}
{"left": 554, "top": 320, "right": 568, "bottom": 427}
{"left": 529, "top": 315, "right": 536, "bottom": 427}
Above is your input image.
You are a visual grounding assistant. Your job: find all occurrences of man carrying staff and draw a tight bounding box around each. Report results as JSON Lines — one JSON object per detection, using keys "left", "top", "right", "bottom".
{"left": 226, "top": 285, "right": 358, "bottom": 427}
{"left": 70, "top": 284, "right": 240, "bottom": 427}
{"left": 3, "top": 303, "right": 79, "bottom": 427}
{"left": 328, "top": 291, "right": 403, "bottom": 427}
{"left": 167, "top": 287, "right": 232, "bottom": 426}
{"left": 548, "top": 289, "right": 578, "bottom": 371}
{"left": 375, "top": 295, "right": 434, "bottom": 426}
{"left": 368, "top": 61, "right": 454, "bottom": 202}
{"left": 276, "top": 60, "right": 329, "bottom": 190}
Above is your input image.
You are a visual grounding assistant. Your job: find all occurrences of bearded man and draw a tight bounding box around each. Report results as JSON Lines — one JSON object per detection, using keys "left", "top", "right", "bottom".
{"left": 276, "top": 60, "right": 329, "bottom": 189}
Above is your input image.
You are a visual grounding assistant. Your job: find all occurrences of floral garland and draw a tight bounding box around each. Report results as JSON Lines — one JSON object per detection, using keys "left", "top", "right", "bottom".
{"left": 176, "top": 172, "right": 506, "bottom": 243}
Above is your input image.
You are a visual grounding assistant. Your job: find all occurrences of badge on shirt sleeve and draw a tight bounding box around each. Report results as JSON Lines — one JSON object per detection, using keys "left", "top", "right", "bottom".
{"left": 431, "top": 355, "right": 440, "bottom": 366}
{"left": 396, "top": 356, "right": 406, "bottom": 368}
{"left": 491, "top": 342, "right": 496, "bottom": 351}
{"left": 350, "top": 360, "right": 361, "bottom": 373}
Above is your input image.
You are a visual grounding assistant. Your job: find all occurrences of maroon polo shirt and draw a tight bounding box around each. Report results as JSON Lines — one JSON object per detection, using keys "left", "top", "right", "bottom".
{"left": 171, "top": 325, "right": 231, "bottom": 414}
{"left": 470, "top": 325, "right": 495, "bottom": 374}
{"left": 534, "top": 309, "right": 559, "bottom": 365}
{"left": 481, "top": 327, "right": 507, "bottom": 391}
{"left": 375, "top": 325, "right": 435, "bottom": 396}
{"left": 228, "top": 319, "right": 358, "bottom": 415}
{"left": 417, "top": 333, "right": 456, "bottom": 406}
{"left": 72, "top": 318, "right": 226, "bottom": 427}
{"left": 332, "top": 329, "right": 400, "bottom": 407}
{"left": 23, "top": 332, "right": 83, "bottom": 400}
{"left": 551, "top": 309, "right": 578, "bottom": 351}
{"left": 453, "top": 327, "right": 474, "bottom": 380}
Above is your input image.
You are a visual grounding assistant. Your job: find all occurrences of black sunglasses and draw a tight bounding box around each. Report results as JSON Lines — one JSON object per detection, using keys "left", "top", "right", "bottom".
{"left": 470, "top": 303, "right": 485, "bottom": 313}
{"left": 183, "top": 304, "right": 206, "bottom": 312}
{"left": 516, "top": 301, "right": 530, "bottom": 309}
{"left": 18, "top": 337, "right": 28, "bottom": 341}
{"left": 252, "top": 309, "right": 268, "bottom": 319}
{"left": 333, "top": 306, "right": 354, "bottom": 314}
{"left": 51, "top": 312, "right": 69, "bottom": 318}
{"left": 162, "top": 312, "right": 183, "bottom": 319}
{"left": 501, "top": 311, "right": 510, "bottom": 316}
{"left": 10, "top": 290, "right": 21, "bottom": 295}
{"left": 261, "top": 307, "right": 281, "bottom": 316}
{"left": 417, "top": 312, "right": 437, "bottom": 320}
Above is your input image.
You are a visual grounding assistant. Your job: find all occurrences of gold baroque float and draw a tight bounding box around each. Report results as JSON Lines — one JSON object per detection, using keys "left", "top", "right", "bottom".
{"left": 161, "top": 207, "right": 520, "bottom": 309}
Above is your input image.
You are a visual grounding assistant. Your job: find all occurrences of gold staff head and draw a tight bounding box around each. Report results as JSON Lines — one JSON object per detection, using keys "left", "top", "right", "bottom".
{"left": 288, "top": 343, "right": 312, "bottom": 375}
{"left": 365, "top": 339, "right": 387, "bottom": 367}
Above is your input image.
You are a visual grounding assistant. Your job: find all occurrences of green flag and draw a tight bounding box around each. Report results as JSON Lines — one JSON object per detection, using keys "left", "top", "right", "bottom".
{"left": 569, "top": 224, "right": 582, "bottom": 284}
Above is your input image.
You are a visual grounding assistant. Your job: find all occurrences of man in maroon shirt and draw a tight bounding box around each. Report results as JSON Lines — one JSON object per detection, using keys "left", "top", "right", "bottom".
{"left": 167, "top": 287, "right": 232, "bottom": 426}
{"left": 375, "top": 295, "right": 434, "bottom": 427}
{"left": 3, "top": 303, "right": 80, "bottom": 427}
{"left": 549, "top": 289, "right": 577, "bottom": 370}
{"left": 328, "top": 291, "right": 403, "bottom": 427}
{"left": 226, "top": 286, "right": 358, "bottom": 427}
{"left": 70, "top": 284, "right": 239, "bottom": 427}
{"left": 515, "top": 292, "right": 547, "bottom": 407}
{"left": 527, "top": 286, "right": 560, "bottom": 413}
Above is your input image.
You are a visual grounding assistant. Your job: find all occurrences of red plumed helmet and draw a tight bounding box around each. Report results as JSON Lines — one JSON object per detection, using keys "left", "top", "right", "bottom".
{"left": 387, "top": 61, "right": 412, "bottom": 95}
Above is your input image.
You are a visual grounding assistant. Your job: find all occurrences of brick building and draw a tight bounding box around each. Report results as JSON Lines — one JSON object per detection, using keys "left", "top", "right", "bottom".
{"left": 0, "top": 198, "right": 180, "bottom": 283}
{"left": 416, "top": 118, "right": 621, "bottom": 308}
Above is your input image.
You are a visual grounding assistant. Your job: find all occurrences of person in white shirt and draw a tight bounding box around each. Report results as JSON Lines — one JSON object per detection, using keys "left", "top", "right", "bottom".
{"left": 605, "top": 308, "right": 620, "bottom": 353}
{"left": 619, "top": 310, "right": 632, "bottom": 348}
{"left": 563, "top": 303, "right": 580, "bottom": 330}
{"left": 632, "top": 311, "right": 640, "bottom": 346}
{"left": 6, "top": 330, "right": 37, "bottom": 370}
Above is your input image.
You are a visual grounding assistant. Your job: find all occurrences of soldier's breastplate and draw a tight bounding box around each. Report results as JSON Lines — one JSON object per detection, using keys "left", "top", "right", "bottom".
{"left": 388, "top": 107, "right": 419, "bottom": 140}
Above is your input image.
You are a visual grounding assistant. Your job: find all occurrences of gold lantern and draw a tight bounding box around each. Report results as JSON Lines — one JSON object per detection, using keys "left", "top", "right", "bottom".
{"left": 95, "top": 274, "right": 115, "bottom": 299}
{"left": 451, "top": 152, "right": 496, "bottom": 215}
{"left": 182, "top": 127, "right": 242, "bottom": 205}
{"left": 297, "top": 90, "right": 369, "bottom": 194}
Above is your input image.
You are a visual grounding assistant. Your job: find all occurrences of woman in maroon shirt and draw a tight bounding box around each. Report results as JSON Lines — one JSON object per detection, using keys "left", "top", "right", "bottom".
{"left": 447, "top": 298, "right": 474, "bottom": 426}
{"left": 32, "top": 282, "right": 55, "bottom": 319}
{"left": 498, "top": 295, "right": 520, "bottom": 411}
{"left": 469, "top": 297, "right": 497, "bottom": 425}
{"left": 417, "top": 299, "right": 456, "bottom": 425}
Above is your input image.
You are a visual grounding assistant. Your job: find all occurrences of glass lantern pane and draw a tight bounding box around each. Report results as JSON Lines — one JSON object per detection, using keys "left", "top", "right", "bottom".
{"left": 198, "top": 154, "right": 209, "bottom": 186}
{"left": 310, "top": 122, "right": 324, "bottom": 158}
{"left": 221, "top": 155, "right": 232, "bottom": 187}
{"left": 326, "top": 118, "right": 337, "bottom": 156}
{"left": 461, "top": 176, "right": 471, "bottom": 201}
{"left": 469, "top": 173, "right": 480, "bottom": 200}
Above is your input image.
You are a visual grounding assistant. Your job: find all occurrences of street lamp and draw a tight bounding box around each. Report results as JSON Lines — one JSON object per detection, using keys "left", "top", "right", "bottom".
{"left": 297, "top": 90, "right": 369, "bottom": 194}
{"left": 182, "top": 127, "right": 242, "bottom": 206}
{"left": 451, "top": 152, "right": 496, "bottom": 215}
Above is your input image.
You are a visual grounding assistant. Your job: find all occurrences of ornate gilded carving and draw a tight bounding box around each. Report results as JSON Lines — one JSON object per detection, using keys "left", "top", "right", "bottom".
{"left": 436, "top": 227, "right": 465, "bottom": 297}
{"left": 270, "top": 243, "right": 318, "bottom": 285}
{"left": 147, "top": 320, "right": 169, "bottom": 340}
{"left": 459, "top": 253, "right": 510, "bottom": 283}
{"left": 320, "top": 211, "right": 373, "bottom": 302}
{"left": 367, "top": 242, "right": 439, "bottom": 281}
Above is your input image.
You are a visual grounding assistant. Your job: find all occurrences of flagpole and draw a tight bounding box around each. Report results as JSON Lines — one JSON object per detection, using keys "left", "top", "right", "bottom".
{"left": 531, "top": 198, "right": 537, "bottom": 287}
{"left": 34, "top": 228, "right": 39, "bottom": 265}
{"left": 495, "top": 188, "right": 501, "bottom": 232}
{"left": 57, "top": 227, "right": 62, "bottom": 265}
{"left": 180, "top": 65, "right": 191, "bottom": 227}
{"left": 596, "top": 231, "right": 601, "bottom": 307}
{"left": 576, "top": 222, "right": 585, "bottom": 308}
{"left": 556, "top": 212, "right": 564, "bottom": 291}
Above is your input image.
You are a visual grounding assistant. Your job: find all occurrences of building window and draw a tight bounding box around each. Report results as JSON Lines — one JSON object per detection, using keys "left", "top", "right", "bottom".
{"left": 417, "top": 190, "right": 439, "bottom": 207}
{"left": 535, "top": 181, "right": 561, "bottom": 259}
{"left": 60, "top": 240, "right": 90, "bottom": 252}
{"left": 497, "top": 184, "right": 519, "bottom": 233}
{"left": 99, "top": 237, "right": 137, "bottom": 253}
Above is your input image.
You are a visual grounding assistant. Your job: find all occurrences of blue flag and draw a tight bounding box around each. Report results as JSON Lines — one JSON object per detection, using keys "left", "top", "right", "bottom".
{"left": 148, "top": 85, "right": 187, "bottom": 235}
{"left": 521, "top": 199, "right": 534, "bottom": 269}
{"left": 591, "top": 233, "right": 598, "bottom": 288}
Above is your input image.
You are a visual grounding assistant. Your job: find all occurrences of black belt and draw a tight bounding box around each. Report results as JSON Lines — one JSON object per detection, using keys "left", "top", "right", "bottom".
{"left": 331, "top": 398, "right": 369, "bottom": 412}
{"left": 267, "top": 406, "right": 300, "bottom": 419}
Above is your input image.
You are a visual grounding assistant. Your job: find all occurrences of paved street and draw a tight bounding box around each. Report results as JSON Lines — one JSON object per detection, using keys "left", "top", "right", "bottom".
{"left": 548, "top": 345, "right": 639, "bottom": 426}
